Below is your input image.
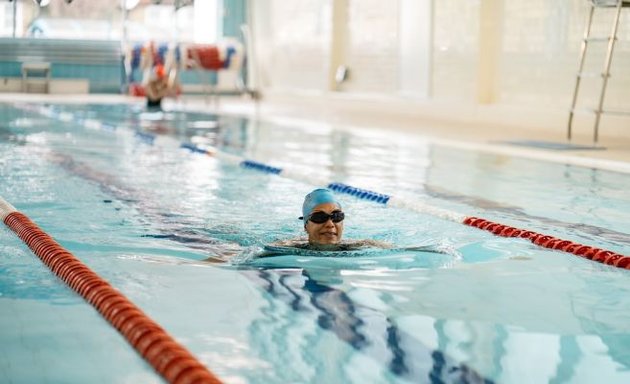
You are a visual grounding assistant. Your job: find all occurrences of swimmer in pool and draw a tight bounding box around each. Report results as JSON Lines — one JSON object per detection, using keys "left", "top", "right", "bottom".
{"left": 271, "top": 188, "right": 393, "bottom": 251}
{"left": 144, "top": 64, "right": 176, "bottom": 110}
{"left": 302, "top": 187, "right": 346, "bottom": 246}
{"left": 204, "top": 188, "right": 443, "bottom": 262}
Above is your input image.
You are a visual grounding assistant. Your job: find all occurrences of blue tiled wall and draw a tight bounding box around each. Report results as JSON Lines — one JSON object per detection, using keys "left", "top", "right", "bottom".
{"left": 52, "top": 63, "right": 125, "bottom": 93}
{"left": 223, "top": 0, "right": 247, "bottom": 39}
{"left": 0, "top": 62, "right": 22, "bottom": 77}
{"left": 0, "top": 61, "right": 125, "bottom": 93}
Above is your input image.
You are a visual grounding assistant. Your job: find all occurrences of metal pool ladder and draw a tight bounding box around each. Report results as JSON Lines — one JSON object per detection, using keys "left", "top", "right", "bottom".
{"left": 568, "top": 0, "right": 630, "bottom": 143}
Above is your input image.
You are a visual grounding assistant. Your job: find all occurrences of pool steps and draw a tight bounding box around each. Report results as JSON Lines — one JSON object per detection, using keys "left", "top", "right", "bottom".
{"left": 0, "top": 196, "right": 223, "bottom": 384}
{"left": 16, "top": 103, "right": 630, "bottom": 270}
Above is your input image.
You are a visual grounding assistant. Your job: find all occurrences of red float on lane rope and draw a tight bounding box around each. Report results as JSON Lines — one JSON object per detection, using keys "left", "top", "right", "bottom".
{"left": 3, "top": 210, "right": 222, "bottom": 384}
{"left": 463, "top": 216, "right": 630, "bottom": 269}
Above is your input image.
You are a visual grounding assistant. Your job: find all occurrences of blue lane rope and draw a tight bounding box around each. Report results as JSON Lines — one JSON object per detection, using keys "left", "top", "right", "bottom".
{"left": 327, "top": 182, "right": 391, "bottom": 204}
{"left": 19, "top": 103, "right": 466, "bottom": 223}
{"left": 102, "top": 122, "right": 117, "bottom": 132}
{"left": 16, "top": 103, "right": 630, "bottom": 270}
{"left": 241, "top": 160, "right": 282, "bottom": 175}
{"left": 180, "top": 142, "right": 208, "bottom": 154}
{"left": 134, "top": 131, "right": 156, "bottom": 145}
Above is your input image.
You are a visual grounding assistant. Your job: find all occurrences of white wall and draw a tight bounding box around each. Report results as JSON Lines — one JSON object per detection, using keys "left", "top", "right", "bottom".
{"left": 257, "top": 0, "right": 332, "bottom": 92}
{"left": 249, "top": 1, "right": 630, "bottom": 138}
{"left": 399, "top": 0, "right": 432, "bottom": 99}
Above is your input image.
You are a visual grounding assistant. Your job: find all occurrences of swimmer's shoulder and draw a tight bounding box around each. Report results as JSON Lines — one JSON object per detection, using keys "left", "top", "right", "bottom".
{"left": 344, "top": 239, "right": 394, "bottom": 249}
{"left": 269, "top": 238, "right": 393, "bottom": 251}
{"left": 339, "top": 240, "right": 448, "bottom": 254}
{"left": 270, "top": 238, "right": 310, "bottom": 249}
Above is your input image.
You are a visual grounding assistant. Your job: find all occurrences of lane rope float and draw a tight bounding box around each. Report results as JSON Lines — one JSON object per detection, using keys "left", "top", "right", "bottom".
{"left": 328, "top": 183, "right": 630, "bottom": 269}
{"left": 18, "top": 103, "right": 630, "bottom": 270}
{"left": 0, "top": 196, "right": 223, "bottom": 384}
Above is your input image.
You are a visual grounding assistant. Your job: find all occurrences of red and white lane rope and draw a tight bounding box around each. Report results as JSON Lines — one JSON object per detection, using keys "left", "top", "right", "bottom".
{"left": 0, "top": 196, "right": 222, "bottom": 384}
{"left": 330, "top": 184, "right": 630, "bottom": 269}
{"left": 461, "top": 216, "right": 630, "bottom": 269}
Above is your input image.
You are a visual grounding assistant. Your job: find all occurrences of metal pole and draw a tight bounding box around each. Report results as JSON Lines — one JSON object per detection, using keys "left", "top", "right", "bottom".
{"left": 568, "top": 4, "right": 595, "bottom": 141}
{"left": 121, "top": 0, "right": 129, "bottom": 94}
{"left": 593, "top": 0, "right": 623, "bottom": 143}
{"left": 12, "top": 0, "right": 17, "bottom": 37}
{"left": 121, "top": 0, "right": 128, "bottom": 44}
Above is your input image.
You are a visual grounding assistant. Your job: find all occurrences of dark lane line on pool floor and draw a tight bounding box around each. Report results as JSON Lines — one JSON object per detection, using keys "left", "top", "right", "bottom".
{"left": 244, "top": 268, "right": 494, "bottom": 384}
{"left": 43, "top": 149, "right": 493, "bottom": 383}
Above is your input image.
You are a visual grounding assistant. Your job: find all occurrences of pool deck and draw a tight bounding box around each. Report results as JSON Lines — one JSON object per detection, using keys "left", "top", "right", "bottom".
{"left": 2, "top": 92, "right": 630, "bottom": 174}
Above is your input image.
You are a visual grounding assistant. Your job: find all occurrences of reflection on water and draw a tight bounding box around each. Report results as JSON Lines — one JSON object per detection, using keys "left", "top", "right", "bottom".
{"left": 243, "top": 268, "right": 494, "bottom": 383}
{"left": 1, "top": 102, "right": 630, "bottom": 383}
{"left": 241, "top": 266, "right": 630, "bottom": 383}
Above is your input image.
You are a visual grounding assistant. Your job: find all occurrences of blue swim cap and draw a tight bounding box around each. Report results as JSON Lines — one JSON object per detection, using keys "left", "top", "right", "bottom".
{"left": 301, "top": 188, "right": 341, "bottom": 224}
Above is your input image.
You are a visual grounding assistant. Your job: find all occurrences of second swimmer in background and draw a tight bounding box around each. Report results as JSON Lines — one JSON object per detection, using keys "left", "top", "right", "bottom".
{"left": 144, "top": 64, "right": 176, "bottom": 110}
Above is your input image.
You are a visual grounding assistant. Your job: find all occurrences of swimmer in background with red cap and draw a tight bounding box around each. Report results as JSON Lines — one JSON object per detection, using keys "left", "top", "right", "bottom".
{"left": 144, "top": 64, "right": 175, "bottom": 110}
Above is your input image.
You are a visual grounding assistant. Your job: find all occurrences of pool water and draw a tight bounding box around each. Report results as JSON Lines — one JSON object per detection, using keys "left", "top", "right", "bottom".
{"left": 1, "top": 102, "right": 630, "bottom": 384}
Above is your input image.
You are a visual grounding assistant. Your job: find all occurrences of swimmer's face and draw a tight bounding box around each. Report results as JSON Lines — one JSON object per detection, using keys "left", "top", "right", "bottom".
{"left": 305, "top": 202, "right": 344, "bottom": 245}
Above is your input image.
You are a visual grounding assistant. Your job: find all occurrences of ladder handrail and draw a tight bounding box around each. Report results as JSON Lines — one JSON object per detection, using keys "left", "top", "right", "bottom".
{"left": 591, "top": 0, "right": 630, "bottom": 7}
{"left": 568, "top": 5, "right": 595, "bottom": 140}
{"left": 593, "top": 0, "right": 624, "bottom": 142}
{"left": 567, "top": 1, "right": 628, "bottom": 143}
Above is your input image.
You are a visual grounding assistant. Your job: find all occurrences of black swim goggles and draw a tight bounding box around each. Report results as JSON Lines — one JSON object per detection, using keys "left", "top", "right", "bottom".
{"left": 300, "top": 210, "right": 345, "bottom": 224}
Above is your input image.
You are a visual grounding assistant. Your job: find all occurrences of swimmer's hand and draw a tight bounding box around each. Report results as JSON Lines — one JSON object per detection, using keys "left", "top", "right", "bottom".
{"left": 204, "top": 255, "right": 227, "bottom": 263}
{"left": 202, "top": 243, "right": 243, "bottom": 263}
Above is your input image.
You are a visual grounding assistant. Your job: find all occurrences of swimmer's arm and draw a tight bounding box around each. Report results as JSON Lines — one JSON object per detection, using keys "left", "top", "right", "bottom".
{"left": 202, "top": 243, "right": 242, "bottom": 263}
{"left": 204, "top": 255, "right": 226, "bottom": 263}
{"left": 351, "top": 240, "right": 446, "bottom": 253}
{"left": 250, "top": 249, "right": 277, "bottom": 259}
{"left": 203, "top": 252, "right": 238, "bottom": 263}
{"left": 167, "top": 69, "right": 177, "bottom": 89}
{"left": 354, "top": 239, "right": 394, "bottom": 249}
{"left": 397, "top": 245, "right": 448, "bottom": 254}
{"left": 271, "top": 238, "right": 306, "bottom": 247}
{"left": 254, "top": 239, "right": 307, "bottom": 258}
